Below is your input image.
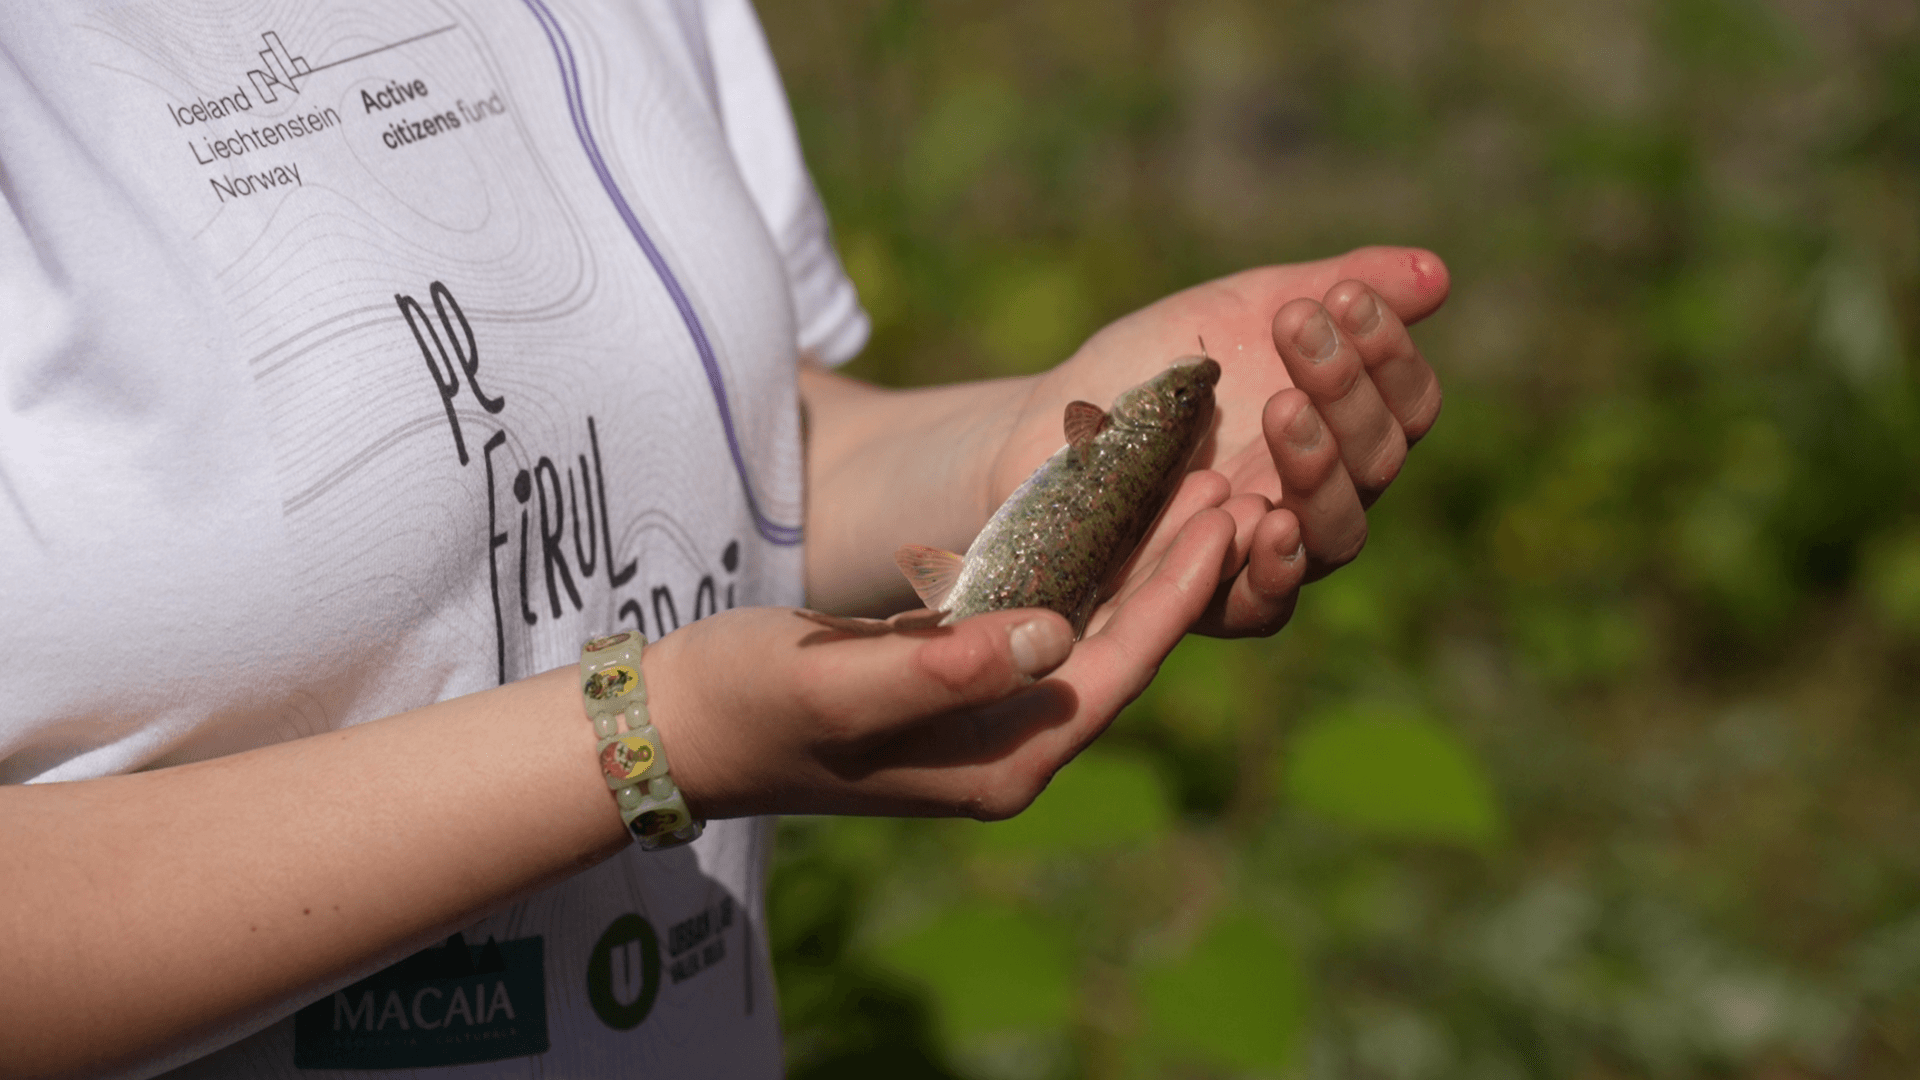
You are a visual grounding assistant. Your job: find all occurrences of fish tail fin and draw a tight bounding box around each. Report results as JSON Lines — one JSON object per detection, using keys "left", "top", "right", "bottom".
{"left": 894, "top": 544, "right": 965, "bottom": 610}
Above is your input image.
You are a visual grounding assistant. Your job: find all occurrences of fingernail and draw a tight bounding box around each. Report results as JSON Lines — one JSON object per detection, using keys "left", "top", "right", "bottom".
{"left": 1293, "top": 310, "right": 1338, "bottom": 362}
{"left": 1285, "top": 405, "right": 1320, "bottom": 450}
{"left": 1284, "top": 542, "right": 1305, "bottom": 564}
{"left": 1009, "top": 618, "right": 1068, "bottom": 676}
{"left": 1343, "top": 290, "right": 1381, "bottom": 336}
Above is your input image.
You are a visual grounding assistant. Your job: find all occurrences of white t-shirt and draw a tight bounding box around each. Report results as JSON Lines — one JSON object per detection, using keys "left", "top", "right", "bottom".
{"left": 0, "top": 0, "right": 866, "bottom": 1075}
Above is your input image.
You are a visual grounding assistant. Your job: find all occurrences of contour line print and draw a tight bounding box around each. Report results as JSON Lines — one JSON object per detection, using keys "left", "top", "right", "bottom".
{"left": 520, "top": 0, "right": 804, "bottom": 547}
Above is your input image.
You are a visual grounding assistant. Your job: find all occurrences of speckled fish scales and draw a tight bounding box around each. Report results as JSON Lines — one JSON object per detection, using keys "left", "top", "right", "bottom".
{"left": 898, "top": 357, "right": 1220, "bottom": 637}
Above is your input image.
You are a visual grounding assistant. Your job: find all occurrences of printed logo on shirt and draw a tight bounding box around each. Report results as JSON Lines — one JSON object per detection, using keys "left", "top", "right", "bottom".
{"left": 666, "top": 897, "right": 735, "bottom": 986}
{"left": 156, "top": 25, "right": 514, "bottom": 207}
{"left": 586, "top": 913, "right": 662, "bottom": 1030}
{"left": 583, "top": 898, "right": 736, "bottom": 1032}
{"left": 292, "top": 933, "right": 547, "bottom": 1069}
{"left": 396, "top": 278, "right": 750, "bottom": 684}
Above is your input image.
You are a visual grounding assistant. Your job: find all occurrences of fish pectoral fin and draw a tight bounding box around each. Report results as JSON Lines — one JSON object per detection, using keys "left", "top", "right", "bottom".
{"left": 794, "top": 609, "right": 895, "bottom": 636}
{"left": 893, "top": 544, "right": 966, "bottom": 610}
{"left": 1063, "top": 400, "right": 1108, "bottom": 451}
{"left": 886, "top": 608, "right": 950, "bottom": 631}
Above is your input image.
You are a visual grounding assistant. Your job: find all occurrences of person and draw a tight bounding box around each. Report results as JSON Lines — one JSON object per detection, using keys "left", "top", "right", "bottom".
{"left": 0, "top": 1, "right": 1447, "bottom": 1077}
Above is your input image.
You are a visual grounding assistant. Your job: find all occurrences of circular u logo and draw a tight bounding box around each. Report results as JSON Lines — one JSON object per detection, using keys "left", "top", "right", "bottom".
{"left": 586, "top": 914, "right": 661, "bottom": 1030}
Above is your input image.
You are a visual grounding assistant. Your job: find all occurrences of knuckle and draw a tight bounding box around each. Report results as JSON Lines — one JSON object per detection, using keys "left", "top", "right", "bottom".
{"left": 1325, "top": 359, "right": 1365, "bottom": 403}
{"left": 966, "top": 798, "right": 1017, "bottom": 823}
{"left": 1288, "top": 442, "right": 1342, "bottom": 492}
{"left": 1260, "top": 604, "right": 1298, "bottom": 636}
{"left": 1233, "top": 611, "right": 1293, "bottom": 641}
{"left": 954, "top": 791, "right": 995, "bottom": 820}
{"left": 1266, "top": 384, "right": 1312, "bottom": 426}
{"left": 1404, "top": 385, "right": 1443, "bottom": 444}
{"left": 1277, "top": 295, "right": 1323, "bottom": 323}
{"left": 1326, "top": 521, "right": 1369, "bottom": 568}
{"left": 1357, "top": 431, "right": 1408, "bottom": 492}
{"left": 1326, "top": 278, "right": 1368, "bottom": 308}
{"left": 1247, "top": 559, "right": 1301, "bottom": 604}
{"left": 1306, "top": 504, "right": 1369, "bottom": 572}
{"left": 1359, "top": 320, "right": 1415, "bottom": 365}
{"left": 917, "top": 633, "right": 1004, "bottom": 698}
{"left": 964, "top": 763, "right": 1050, "bottom": 821}
{"left": 962, "top": 788, "right": 1022, "bottom": 822}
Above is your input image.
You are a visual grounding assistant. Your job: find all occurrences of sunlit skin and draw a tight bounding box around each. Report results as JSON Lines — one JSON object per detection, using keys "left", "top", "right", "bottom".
{"left": 0, "top": 248, "right": 1446, "bottom": 1079}
{"left": 802, "top": 245, "right": 1449, "bottom": 634}
{"left": 655, "top": 247, "right": 1448, "bottom": 822}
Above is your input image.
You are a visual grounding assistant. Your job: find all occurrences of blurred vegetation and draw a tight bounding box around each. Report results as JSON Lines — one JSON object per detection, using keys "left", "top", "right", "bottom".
{"left": 757, "top": 0, "right": 1920, "bottom": 1076}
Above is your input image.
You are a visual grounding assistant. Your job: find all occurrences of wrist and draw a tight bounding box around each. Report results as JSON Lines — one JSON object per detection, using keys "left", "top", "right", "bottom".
{"left": 631, "top": 627, "right": 730, "bottom": 821}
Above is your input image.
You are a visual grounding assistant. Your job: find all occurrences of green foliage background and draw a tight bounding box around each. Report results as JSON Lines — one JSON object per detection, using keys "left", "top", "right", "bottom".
{"left": 757, "top": 1, "right": 1920, "bottom": 1076}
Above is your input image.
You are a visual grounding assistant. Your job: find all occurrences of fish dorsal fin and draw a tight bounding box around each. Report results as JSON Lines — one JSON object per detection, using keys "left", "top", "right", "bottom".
{"left": 894, "top": 544, "right": 966, "bottom": 610}
{"left": 1063, "top": 400, "right": 1108, "bottom": 450}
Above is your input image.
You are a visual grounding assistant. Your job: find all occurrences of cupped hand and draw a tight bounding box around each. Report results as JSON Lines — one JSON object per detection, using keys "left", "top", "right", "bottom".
{"left": 992, "top": 246, "right": 1450, "bottom": 638}
{"left": 645, "top": 507, "right": 1237, "bottom": 819}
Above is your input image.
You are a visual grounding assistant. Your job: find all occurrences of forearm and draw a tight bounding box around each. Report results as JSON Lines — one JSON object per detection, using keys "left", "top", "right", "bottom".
{"left": 799, "top": 363, "right": 1035, "bottom": 614}
{"left": 0, "top": 668, "right": 625, "bottom": 1080}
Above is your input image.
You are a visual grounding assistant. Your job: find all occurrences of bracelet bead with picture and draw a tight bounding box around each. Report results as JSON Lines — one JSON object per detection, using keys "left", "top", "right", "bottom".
{"left": 579, "top": 631, "right": 702, "bottom": 850}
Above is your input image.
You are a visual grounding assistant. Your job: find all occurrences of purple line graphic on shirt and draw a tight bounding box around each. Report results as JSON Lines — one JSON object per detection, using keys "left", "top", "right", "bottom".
{"left": 520, "top": 0, "right": 804, "bottom": 547}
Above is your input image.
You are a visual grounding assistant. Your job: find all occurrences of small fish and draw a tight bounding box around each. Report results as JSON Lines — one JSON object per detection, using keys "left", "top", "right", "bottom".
{"left": 802, "top": 357, "right": 1220, "bottom": 638}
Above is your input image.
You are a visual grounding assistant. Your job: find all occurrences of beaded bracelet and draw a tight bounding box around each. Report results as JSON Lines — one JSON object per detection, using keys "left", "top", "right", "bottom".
{"left": 579, "top": 631, "right": 703, "bottom": 850}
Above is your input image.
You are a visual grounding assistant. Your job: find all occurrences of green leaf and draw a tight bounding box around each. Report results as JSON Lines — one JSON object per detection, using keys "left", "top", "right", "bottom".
{"left": 1283, "top": 706, "right": 1503, "bottom": 847}
{"left": 976, "top": 748, "right": 1171, "bottom": 855}
{"left": 1139, "top": 909, "right": 1305, "bottom": 1074}
{"left": 874, "top": 906, "right": 1075, "bottom": 1041}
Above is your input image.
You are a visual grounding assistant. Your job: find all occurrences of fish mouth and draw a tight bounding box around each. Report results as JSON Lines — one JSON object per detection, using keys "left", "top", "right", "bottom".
{"left": 1166, "top": 356, "right": 1220, "bottom": 391}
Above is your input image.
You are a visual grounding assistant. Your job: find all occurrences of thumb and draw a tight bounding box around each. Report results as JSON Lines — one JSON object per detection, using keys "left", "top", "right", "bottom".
{"left": 802, "top": 608, "right": 1075, "bottom": 734}
{"left": 915, "top": 608, "right": 1074, "bottom": 696}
